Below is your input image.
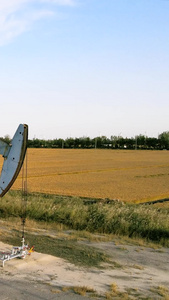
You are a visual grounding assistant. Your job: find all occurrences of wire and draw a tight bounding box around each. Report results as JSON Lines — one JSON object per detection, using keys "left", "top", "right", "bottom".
{"left": 21, "top": 149, "right": 28, "bottom": 238}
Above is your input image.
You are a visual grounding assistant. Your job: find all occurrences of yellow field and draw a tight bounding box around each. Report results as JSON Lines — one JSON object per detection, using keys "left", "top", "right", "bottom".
{"left": 0, "top": 149, "right": 169, "bottom": 203}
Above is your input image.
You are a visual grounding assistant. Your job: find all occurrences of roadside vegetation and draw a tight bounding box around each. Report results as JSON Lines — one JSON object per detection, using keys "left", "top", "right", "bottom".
{"left": 0, "top": 191, "right": 168, "bottom": 247}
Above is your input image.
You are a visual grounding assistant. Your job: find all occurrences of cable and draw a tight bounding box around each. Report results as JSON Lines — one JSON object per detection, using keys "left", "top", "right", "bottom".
{"left": 21, "top": 149, "right": 28, "bottom": 238}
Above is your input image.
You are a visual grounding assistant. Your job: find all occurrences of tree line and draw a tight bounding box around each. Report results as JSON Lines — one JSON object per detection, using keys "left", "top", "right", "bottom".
{"left": 28, "top": 131, "right": 169, "bottom": 150}
{"left": 1, "top": 131, "right": 169, "bottom": 150}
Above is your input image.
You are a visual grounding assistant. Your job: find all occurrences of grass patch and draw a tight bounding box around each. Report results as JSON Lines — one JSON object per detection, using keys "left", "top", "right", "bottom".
{"left": 0, "top": 230, "right": 110, "bottom": 268}
{"left": 0, "top": 190, "right": 169, "bottom": 247}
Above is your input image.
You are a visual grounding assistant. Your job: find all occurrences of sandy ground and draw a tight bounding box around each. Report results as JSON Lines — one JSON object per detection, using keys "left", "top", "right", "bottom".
{"left": 0, "top": 240, "right": 169, "bottom": 299}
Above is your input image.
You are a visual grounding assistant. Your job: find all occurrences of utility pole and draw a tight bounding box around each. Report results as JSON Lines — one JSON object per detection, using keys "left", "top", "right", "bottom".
{"left": 95, "top": 138, "right": 97, "bottom": 149}
{"left": 135, "top": 135, "right": 137, "bottom": 150}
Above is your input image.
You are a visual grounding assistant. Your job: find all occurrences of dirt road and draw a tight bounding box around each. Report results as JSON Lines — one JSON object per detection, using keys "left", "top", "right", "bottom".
{"left": 0, "top": 278, "right": 89, "bottom": 300}
{"left": 0, "top": 240, "right": 169, "bottom": 299}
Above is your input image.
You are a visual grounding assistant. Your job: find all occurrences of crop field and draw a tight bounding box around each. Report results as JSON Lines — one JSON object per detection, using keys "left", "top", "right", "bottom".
{"left": 0, "top": 149, "right": 169, "bottom": 203}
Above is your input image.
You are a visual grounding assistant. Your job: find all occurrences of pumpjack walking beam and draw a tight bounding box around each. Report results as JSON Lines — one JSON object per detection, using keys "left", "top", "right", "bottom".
{"left": 0, "top": 124, "right": 28, "bottom": 197}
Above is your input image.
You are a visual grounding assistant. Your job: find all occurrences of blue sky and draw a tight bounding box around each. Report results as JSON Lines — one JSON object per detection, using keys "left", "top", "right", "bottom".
{"left": 0, "top": 0, "right": 169, "bottom": 140}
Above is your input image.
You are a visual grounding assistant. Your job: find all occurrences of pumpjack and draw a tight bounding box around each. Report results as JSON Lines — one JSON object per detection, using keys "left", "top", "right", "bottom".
{"left": 0, "top": 124, "right": 34, "bottom": 266}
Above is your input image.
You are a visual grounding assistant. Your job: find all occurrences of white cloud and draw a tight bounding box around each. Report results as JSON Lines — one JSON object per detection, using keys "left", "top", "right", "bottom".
{"left": 41, "top": 0, "right": 75, "bottom": 4}
{"left": 0, "top": 0, "right": 76, "bottom": 46}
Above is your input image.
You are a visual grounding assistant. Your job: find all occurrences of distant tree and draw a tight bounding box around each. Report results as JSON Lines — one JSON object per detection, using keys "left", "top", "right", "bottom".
{"left": 94, "top": 137, "right": 102, "bottom": 148}
{"left": 32, "top": 138, "right": 41, "bottom": 148}
{"left": 82, "top": 137, "right": 91, "bottom": 148}
{"left": 158, "top": 131, "right": 169, "bottom": 149}
{"left": 65, "top": 138, "right": 75, "bottom": 148}
{"left": 100, "top": 136, "right": 109, "bottom": 148}
{"left": 91, "top": 138, "right": 97, "bottom": 148}
{"left": 74, "top": 138, "right": 80, "bottom": 148}
{"left": 137, "top": 135, "right": 144, "bottom": 146}
{"left": 118, "top": 137, "right": 125, "bottom": 148}
{"left": 58, "top": 138, "right": 64, "bottom": 148}
{"left": 146, "top": 137, "right": 158, "bottom": 149}
{"left": 0, "top": 134, "right": 11, "bottom": 144}
{"left": 110, "top": 135, "right": 119, "bottom": 148}
{"left": 51, "top": 139, "right": 58, "bottom": 148}
{"left": 123, "top": 138, "right": 134, "bottom": 149}
{"left": 28, "top": 139, "right": 33, "bottom": 147}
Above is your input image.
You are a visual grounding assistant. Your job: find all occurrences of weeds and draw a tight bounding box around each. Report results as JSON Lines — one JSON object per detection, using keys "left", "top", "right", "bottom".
{"left": 1, "top": 191, "right": 169, "bottom": 247}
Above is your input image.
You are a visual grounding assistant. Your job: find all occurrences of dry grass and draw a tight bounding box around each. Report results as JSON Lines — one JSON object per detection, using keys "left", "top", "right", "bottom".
{"left": 0, "top": 149, "right": 169, "bottom": 203}
{"left": 105, "top": 283, "right": 131, "bottom": 299}
{"left": 72, "top": 286, "right": 96, "bottom": 296}
{"left": 151, "top": 286, "right": 169, "bottom": 299}
{"left": 61, "top": 285, "right": 96, "bottom": 297}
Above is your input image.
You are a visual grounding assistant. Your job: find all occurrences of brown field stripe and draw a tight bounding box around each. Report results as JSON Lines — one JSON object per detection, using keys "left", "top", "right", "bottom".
{"left": 16, "top": 164, "right": 169, "bottom": 179}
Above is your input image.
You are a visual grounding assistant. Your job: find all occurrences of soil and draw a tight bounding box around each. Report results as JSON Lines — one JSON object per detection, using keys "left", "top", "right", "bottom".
{"left": 0, "top": 239, "right": 169, "bottom": 299}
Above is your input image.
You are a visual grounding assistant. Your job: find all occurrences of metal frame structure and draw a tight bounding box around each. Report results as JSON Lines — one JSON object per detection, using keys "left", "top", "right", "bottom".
{"left": 0, "top": 237, "right": 34, "bottom": 267}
